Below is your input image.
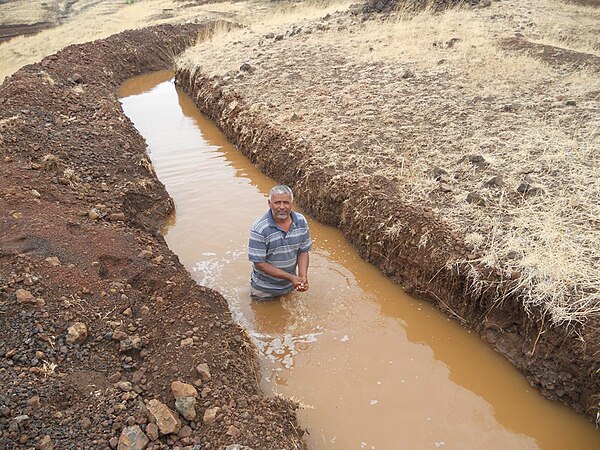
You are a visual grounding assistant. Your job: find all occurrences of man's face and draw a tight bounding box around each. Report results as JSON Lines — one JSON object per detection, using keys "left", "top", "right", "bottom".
{"left": 269, "top": 193, "right": 292, "bottom": 221}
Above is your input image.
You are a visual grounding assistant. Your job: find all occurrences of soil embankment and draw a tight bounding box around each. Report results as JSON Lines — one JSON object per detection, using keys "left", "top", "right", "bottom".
{"left": 175, "top": 4, "right": 600, "bottom": 420}
{"left": 0, "top": 24, "right": 303, "bottom": 449}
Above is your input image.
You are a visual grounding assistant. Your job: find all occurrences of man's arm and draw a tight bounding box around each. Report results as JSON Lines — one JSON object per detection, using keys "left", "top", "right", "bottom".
{"left": 296, "top": 251, "right": 309, "bottom": 291}
{"left": 254, "top": 262, "right": 304, "bottom": 289}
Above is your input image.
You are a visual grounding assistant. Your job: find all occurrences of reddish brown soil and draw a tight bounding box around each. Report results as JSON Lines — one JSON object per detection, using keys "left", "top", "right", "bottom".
{"left": 176, "top": 67, "right": 600, "bottom": 422}
{"left": 0, "top": 25, "right": 304, "bottom": 449}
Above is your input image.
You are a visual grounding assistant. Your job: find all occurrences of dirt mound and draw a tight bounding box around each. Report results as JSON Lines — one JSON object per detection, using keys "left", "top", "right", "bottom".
{"left": 0, "top": 22, "right": 53, "bottom": 43}
{"left": 0, "top": 24, "right": 304, "bottom": 449}
{"left": 363, "top": 0, "right": 489, "bottom": 13}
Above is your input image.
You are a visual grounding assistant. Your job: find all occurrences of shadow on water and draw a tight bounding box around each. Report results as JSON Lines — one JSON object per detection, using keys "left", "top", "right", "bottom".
{"left": 119, "top": 72, "right": 600, "bottom": 450}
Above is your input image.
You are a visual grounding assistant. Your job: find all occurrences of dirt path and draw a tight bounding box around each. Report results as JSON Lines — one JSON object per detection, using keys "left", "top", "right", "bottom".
{"left": 175, "top": 0, "right": 600, "bottom": 422}
{"left": 0, "top": 24, "right": 303, "bottom": 449}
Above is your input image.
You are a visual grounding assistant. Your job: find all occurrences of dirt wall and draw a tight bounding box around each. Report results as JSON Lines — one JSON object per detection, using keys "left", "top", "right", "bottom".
{"left": 0, "top": 25, "right": 304, "bottom": 449}
{"left": 176, "top": 67, "right": 600, "bottom": 422}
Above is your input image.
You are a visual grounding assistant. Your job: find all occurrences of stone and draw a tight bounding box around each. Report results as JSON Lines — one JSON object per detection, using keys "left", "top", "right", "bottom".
{"left": 81, "top": 417, "right": 92, "bottom": 429}
{"left": 9, "top": 415, "right": 30, "bottom": 432}
{"left": 195, "top": 363, "right": 211, "bottom": 381}
{"left": 117, "top": 425, "right": 149, "bottom": 450}
{"left": 66, "top": 322, "right": 88, "bottom": 344}
{"left": 146, "top": 399, "right": 182, "bottom": 435}
{"left": 109, "top": 213, "right": 126, "bottom": 222}
{"left": 132, "top": 370, "right": 145, "bottom": 384}
{"left": 26, "top": 395, "right": 41, "bottom": 408}
{"left": 117, "top": 381, "right": 133, "bottom": 392}
{"left": 120, "top": 335, "right": 143, "bottom": 352}
{"left": 145, "top": 422, "right": 159, "bottom": 441}
{"left": 31, "top": 189, "right": 41, "bottom": 198}
{"left": 466, "top": 192, "right": 486, "bottom": 206}
{"left": 177, "top": 425, "right": 193, "bottom": 438}
{"left": 226, "top": 425, "right": 241, "bottom": 437}
{"left": 240, "top": 63, "right": 254, "bottom": 73}
{"left": 88, "top": 208, "right": 101, "bottom": 220}
{"left": 464, "top": 154, "right": 488, "bottom": 168}
{"left": 180, "top": 337, "right": 194, "bottom": 348}
{"left": 45, "top": 256, "right": 61, "bottom": 267}
{"left": 402, "top": 69, "right": 414, "bottom": 79}
{"left": 202, "top": 407, "right": 220, "bottom": 426}
{"left": 485, "top": 175, "right": 504, "bottom": 188}
{"left": 109, "top": 437, "right": 119, "bottom": 449}
{"left": 72, "top": 73, "right": 83, "bottom": 84}
{"left": 39, "top": 435, "right": 53, "bottom": 450}
{"left": 430, "top": 167, "right": 448, "bottom": 181}
{"left": 517, "top": 179, "right": 544, "bottom": 196}
{"left": 15, "top": 289, "right": 35, "bottom": 303}
{"left": 175, "top": 397, "right": 197, "bottom": 421}
{"left": 138, "top": 250, "right": 153, "bottom": 259}
{"left": 171, "top": 381, "right": 198, "bottom": 399}
{"left": 122, "top": 307, "right": 133, "bottom": 317}
{"left": 112, "top": 330, "right": 128, "bottom": 341}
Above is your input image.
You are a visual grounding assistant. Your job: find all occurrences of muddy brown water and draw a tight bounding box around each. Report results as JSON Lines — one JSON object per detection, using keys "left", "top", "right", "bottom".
{"left": 119, "top": 71, "right": 600, "bottom": 450}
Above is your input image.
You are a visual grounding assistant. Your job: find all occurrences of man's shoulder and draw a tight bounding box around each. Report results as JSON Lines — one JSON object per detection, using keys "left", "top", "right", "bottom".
{"left": 292, "top": 211, "right": 310, "bottom": 228}
{"left": 251, "top": 210, "right": 273, "bottom": 233}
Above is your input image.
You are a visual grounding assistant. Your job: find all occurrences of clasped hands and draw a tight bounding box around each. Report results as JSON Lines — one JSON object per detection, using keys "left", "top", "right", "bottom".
{"left": 291, "top": 275, "right": 309, "bottom": 292}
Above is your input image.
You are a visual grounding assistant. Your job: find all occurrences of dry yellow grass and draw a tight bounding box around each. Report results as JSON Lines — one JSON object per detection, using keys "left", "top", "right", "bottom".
{"left": 0, "top": 0, "right": 253, "bottom": 83}
{"left": 179, "top": 0, "right": 600, "bottom": 327}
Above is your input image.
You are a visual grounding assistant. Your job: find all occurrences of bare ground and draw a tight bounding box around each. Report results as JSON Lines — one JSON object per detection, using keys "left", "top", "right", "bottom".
{"left": 175, "top": 0, "right": 600, "bottom": 421}
{"left": 0, "top": 24, "right": 304, "bottom": 449}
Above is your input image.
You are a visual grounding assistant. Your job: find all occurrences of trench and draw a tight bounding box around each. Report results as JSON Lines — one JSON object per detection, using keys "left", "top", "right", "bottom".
{"left": 118, "top": 71, "right": 600, "bottom": 450}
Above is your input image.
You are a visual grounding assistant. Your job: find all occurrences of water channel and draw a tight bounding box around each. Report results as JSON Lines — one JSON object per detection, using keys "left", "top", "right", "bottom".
{"left": 118, "top": 71, "right": 600, "bottom": 450}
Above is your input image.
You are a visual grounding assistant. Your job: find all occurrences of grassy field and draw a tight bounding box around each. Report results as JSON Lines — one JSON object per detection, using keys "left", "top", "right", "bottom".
{"left": 178, "top": 0, "right": 600, "bottom": 330}
{"left": 0, "top": 0, "right": 254, "bottom": 83}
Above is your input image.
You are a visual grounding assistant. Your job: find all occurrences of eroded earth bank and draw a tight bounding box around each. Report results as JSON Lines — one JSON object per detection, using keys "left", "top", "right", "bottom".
{"left": 0, "top": 24, "right": 304, "bottom": 449}
{"left": 174, "top": 0, "right": 600, "bottom": 424}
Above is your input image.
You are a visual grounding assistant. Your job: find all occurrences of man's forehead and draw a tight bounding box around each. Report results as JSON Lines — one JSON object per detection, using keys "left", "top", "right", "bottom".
{"left": 270, "top": 193, "right": 292, "bottom": 202}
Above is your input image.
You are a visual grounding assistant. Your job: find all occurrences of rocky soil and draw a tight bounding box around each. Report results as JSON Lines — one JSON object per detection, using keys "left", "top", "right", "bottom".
{"left": 0, "top": 24, "right": 304, "bottom": 449}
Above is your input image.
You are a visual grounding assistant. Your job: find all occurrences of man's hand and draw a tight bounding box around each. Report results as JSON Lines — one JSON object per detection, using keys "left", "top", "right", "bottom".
{"left": 295, "top": 276, "right": 309, "bottom": 292}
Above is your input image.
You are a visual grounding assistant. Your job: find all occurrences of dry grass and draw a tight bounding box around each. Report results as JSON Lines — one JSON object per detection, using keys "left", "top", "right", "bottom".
{"left": 179, "top": 0, "right": 600, "bottom": 327}
{"left": 529, "top": 0, "right": 600, "bottom": 55}
{"left": 0, "top": 0, "right": 253, "bottom": 83}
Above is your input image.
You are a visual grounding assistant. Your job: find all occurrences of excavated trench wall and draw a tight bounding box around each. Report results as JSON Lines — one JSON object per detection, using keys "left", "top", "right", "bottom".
{"left": 176, "top": 68, "right": 600, "bottom": 421}
{"left": 0, "top": 24, "right": 304, "bottom": 448}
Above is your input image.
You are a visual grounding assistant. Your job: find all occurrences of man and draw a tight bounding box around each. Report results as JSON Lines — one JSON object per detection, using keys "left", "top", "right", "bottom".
{"left": 248, "top": 185, "right": 312, "bottom": 301}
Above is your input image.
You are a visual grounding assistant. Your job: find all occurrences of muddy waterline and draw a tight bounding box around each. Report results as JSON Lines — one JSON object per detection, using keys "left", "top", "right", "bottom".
{"left": 119, "top": 71, "right": 599, "bottom": 450}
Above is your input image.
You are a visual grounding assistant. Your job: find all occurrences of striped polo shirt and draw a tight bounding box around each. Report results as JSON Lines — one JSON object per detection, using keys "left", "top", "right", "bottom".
{"left": 248, "top": 209, "right": 312, "bottom": 296}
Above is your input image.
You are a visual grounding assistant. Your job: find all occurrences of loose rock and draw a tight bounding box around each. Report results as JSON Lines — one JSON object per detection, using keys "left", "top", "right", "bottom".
{"left": 146, "top": 399, "right": 182, "bottom": 435}
{"left": 171, "top": 381, "right": 198, "bottom": 399}
{"left": 196, "top": 363, "right": 211, "bottom": 381}
{"left": 66, "top": 322, "right": 88, "bottom": 344}
{"left": 175, "top": 397, "right": 197, "bottom": 421}
{"left": 117, "top": 425, "right": 149, "bottom": 450}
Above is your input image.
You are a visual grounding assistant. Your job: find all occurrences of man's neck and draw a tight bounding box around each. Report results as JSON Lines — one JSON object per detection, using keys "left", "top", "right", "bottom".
{"left": 272, "top": 213, "right": 292, "bottom": 231}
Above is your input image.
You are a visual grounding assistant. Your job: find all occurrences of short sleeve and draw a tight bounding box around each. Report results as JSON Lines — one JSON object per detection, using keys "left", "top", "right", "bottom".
{"left": 299, "top": 219, "right": 312, "bottom": 253}
{"left": 248, "top": 228, "right": 267, "bottom": 262}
